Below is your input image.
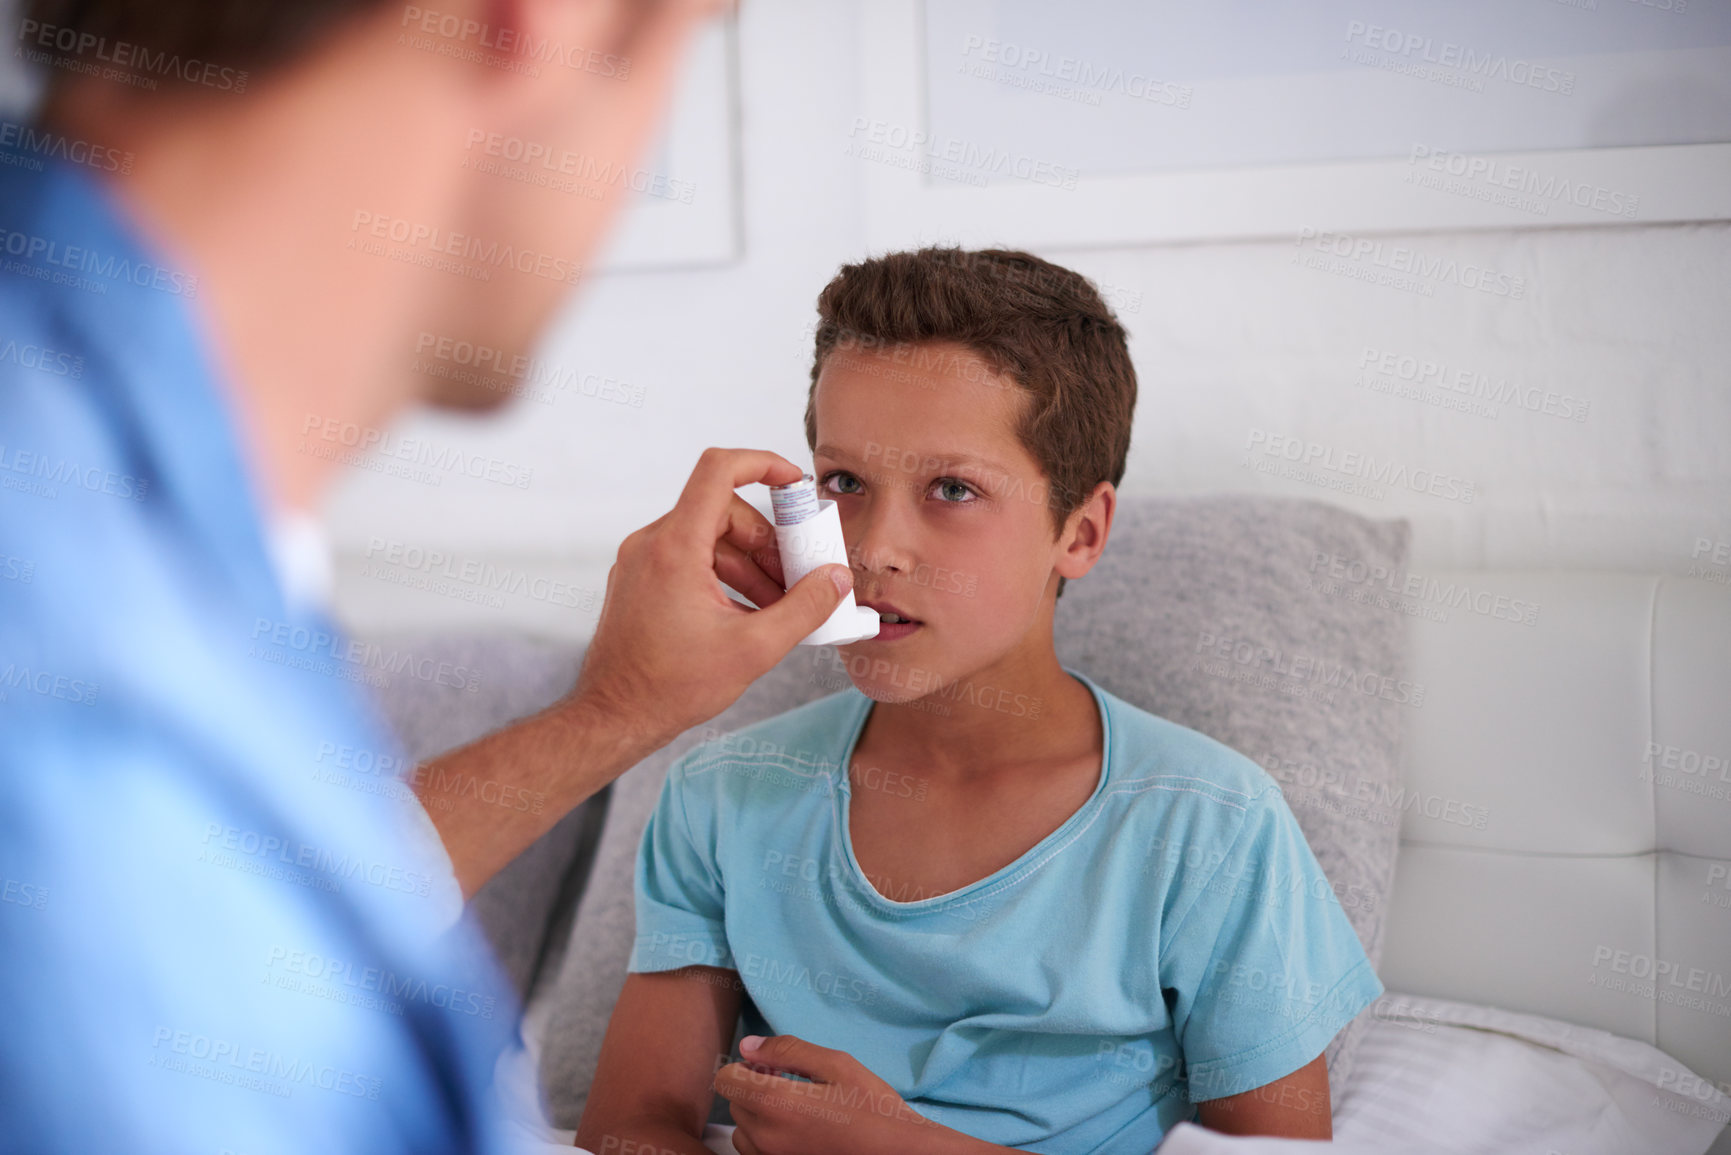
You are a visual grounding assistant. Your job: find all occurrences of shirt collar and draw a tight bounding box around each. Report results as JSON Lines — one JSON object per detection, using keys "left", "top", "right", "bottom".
{"left": 266, "top": 508, "right": 335, "bottom": 613}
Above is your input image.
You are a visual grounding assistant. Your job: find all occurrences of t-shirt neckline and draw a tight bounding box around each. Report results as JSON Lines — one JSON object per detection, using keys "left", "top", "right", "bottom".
{"left": 830, "top": 666, "right": 1114, "bottom": 914}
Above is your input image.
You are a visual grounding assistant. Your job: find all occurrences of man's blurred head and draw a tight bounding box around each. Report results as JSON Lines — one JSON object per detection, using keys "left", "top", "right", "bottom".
{"left": 25, "top": 0, "right": 398, "bottom": 77}
{"left": 24, "top": 0, "right": 724, "bottom": 411}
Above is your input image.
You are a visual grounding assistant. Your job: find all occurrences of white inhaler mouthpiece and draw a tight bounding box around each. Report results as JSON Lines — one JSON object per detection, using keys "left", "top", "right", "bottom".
{"left": 768, "top": 473, "right": 880, "bottom": 647}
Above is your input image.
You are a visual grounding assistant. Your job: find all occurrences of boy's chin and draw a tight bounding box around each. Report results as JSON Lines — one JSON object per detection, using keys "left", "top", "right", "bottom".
{"left": 842, "top": 663, "right": 958, "bottom": 711}
{"left": 852, "top": 681, "right": 933, "bottom": 706}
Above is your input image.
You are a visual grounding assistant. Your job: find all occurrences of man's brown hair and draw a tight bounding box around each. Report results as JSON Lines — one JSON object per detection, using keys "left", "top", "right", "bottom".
{"left": 806, "top": 246, "right": 1137, "bottom": 598}
{"left": 23, "top": 0, "right": 381, "bottom": 76}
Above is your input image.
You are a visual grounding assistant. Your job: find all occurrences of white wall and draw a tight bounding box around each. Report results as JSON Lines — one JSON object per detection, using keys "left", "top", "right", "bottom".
{"left": 327, "top": 0, "right": 1731, "bottom": 643}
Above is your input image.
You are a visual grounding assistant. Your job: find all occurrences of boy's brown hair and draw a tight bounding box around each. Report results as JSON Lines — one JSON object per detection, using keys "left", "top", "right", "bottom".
{"left": 806, "top": 246, "right": 1137, "bottom": 598}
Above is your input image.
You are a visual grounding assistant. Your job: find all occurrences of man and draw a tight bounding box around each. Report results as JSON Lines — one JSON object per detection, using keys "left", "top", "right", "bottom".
{"left": 0, "top": 1, "right": 852, "bottom": 1151}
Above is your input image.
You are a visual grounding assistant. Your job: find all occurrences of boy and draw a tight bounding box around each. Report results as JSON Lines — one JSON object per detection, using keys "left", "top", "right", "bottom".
{"left": 575, "top": 248, "right": 1383, "bottom": 1155}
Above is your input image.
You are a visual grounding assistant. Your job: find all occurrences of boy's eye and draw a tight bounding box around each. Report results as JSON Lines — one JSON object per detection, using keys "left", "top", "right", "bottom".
{"left": 820, "top": 470, "right": 863, "bottom": 496}
{"left": 932, "top": 478, "right": 977, "bottom": 504}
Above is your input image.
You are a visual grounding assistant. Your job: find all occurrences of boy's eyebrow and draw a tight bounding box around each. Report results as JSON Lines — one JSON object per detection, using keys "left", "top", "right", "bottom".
{"left": 815, "top": 444, "right": 1014, "bottom": 474}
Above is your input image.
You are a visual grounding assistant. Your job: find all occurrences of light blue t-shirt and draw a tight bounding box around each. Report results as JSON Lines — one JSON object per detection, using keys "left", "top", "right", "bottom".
{"left": 629, "top": 670, "right": 1384, "bottom": 1154}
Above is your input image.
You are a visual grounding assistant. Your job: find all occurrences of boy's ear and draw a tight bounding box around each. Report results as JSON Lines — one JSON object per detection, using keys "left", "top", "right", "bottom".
{"left": 1054, "top": 481, "right": 1116, "bottom": 583}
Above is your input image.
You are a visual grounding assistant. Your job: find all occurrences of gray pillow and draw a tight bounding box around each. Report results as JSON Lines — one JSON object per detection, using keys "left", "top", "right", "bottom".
{"left": 1052, "top": 495, "right": 1410, "bottom": 1102}
{"left": 363, "top": 632, "right": 601, "bottom": 1002}
{"left": 538, "top": 493, "right": 1411, "bottom": 1121}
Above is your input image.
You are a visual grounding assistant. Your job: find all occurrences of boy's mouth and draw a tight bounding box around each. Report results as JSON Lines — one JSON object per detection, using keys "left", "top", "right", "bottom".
{"left": 859, "top": 599, "right": 922, "bottom": 641}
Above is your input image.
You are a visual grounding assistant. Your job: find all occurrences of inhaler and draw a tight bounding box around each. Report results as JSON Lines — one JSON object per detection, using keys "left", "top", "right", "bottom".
{"left": 768, "top": 473, "right": 880, "bottom": 646}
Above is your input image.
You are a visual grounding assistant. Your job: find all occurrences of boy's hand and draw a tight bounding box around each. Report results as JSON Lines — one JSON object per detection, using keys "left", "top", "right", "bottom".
{"left": 571, "top": 448, "right": 853, "bottom": 754}
{"left": 716, "top": 1035, "right": 999, "bottom": 1155}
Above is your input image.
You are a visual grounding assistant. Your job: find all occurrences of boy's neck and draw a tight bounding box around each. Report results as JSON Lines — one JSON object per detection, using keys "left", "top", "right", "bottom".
{"left": 861, "top": 644, "right": 1101, "bottom": 780}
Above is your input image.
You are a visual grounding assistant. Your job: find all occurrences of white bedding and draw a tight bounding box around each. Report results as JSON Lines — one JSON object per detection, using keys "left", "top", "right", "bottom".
{"left": 1157, "top": 992, "right": 1730, "bottom": 1155}
{"left": 503, "top": 990, "right": 1730, "bottom": 1155}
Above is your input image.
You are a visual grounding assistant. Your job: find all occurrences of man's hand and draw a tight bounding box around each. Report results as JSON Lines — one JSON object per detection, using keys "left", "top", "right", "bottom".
{"left": 571, "top": 447, "right": 854, "bottom": 754}
{"left": 418, "top": 448, "right": 851, "bottom": 898}
{"left": 715, "top": 1035, "right": 1006, "bottom": 1155}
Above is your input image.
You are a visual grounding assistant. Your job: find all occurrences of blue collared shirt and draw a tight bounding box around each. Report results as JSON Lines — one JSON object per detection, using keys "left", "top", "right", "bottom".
{"left": 0, "top": 154, "right": 520, "bottom": 1153}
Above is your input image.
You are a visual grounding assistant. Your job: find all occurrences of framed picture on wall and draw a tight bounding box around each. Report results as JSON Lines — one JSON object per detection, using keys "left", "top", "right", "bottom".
{"left": 857, "top": 0, "right": 1731, "bottom": 250}
{"left": 591, "top": 14, "right": 741, "bottom": 272}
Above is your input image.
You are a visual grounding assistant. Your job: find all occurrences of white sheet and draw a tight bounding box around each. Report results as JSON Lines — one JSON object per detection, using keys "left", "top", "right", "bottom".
{"left": 502, "top": 989, "right": 1730, "bottom": 1155}
{"left": 1156, "top": 992, "right": 1731, "bottom": 1155}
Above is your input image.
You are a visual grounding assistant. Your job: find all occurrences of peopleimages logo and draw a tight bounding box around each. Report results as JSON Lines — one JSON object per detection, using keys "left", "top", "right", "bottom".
{"left": 1258, "top": 750, "right": 1491, "bottom": 831}
{"left": 0, "top": 662, "right": 100, "bottom": 707}
{"left": 200, "top": 823, "right": 436, "bottom": 897}
{"left": 957, "top": 35, "right": 1193, "bottom": 108}
{"left": 412, "top": 332, "right": 646, "bottom": 408}
{"left": 1307, "top": 551, "right": 1541, "bottom": 628}
{"left": 398, "top": 6, "right": 631, "bottom": 79}
{"left": 0, "top": 226, "right": 199, "bottom": 298}
{"left": 737, "top": 951, "right": 878, "bottom": 1007}
{"left": 1588, "top": 947, "right": 1731, "bottom": 1005}
{"left": 1343, "top": 20, "right": 1576, "bottom": 95}
{"left": 1293, "top": 228, "right": 1527, "bottom": 299}
{"left": 1407, "top": 145, "right": 1640, "bottom": 219}
{"left": 299, "top": 414, "right": 534, "bottom": 489}
{"left": 0, "top": 875, "right": 49, "bottom": 910}
{"left": 17, "top": 20, "right": 250, "bottom": 93}
{"left": 0, "top": 337, "right": 84, "bottom": 378}
{"left": 0, "top": 442, "right": 149, "bottom": 502}
{"left": 462, "top": 130, "right": 695, "bottom": 203}
{"left": 362, "top": 536, "right": 600, "bottom": 612}
{"left": 1243, "top": 429, "right": 1476, "bottom": 505}
{"left": 845, "top": 117, "right": 1080, "bottom": 190}
{"left": 349, "top": 210, "right": 584, "bottom": 285}
{"left": 1194, "top": 628, "right": 1426, "bottom": 707}
{"left": 0, "top": 120, "right": 133, "bottom": 174}
{"left": 1144, "top": 832, "right": 1379, "bottom": 914}
{"left": 1356, "top": 346, "right": 1589, "bottom": 423}
{"left": 249, "top": 617, "right": 483, "bottom": 692}
{"left": 264, "top": 946, "right": 497, "bottom": 1019}
{"left": 149, "top": 1027, "right": 381, "bottom": 1100}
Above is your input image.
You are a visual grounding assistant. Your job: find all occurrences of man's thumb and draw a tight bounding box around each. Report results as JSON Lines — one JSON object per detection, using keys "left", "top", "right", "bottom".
{"left": 753, "top": 564, "right": 852, "bottom": 650}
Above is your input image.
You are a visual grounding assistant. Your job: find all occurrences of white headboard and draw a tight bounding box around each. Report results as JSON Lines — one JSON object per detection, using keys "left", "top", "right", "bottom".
{"left": 1380, "top": 573, "right": 1731, "bottom": 1102}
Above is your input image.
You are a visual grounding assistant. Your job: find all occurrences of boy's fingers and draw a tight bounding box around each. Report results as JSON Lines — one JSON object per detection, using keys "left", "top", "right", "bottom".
{"left": 736, "top": 566, "right": 851, "bottom": 657}
{"left": 738, "top": 1033, "right": 850, "bottom": 1083}
{"left": 713, "top": 1062, "right": 785, "bottom": 1105}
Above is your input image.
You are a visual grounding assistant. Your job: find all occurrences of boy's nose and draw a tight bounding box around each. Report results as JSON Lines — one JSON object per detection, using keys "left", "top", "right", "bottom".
{"left": 848, "top": 538, "right": 909, "bottom": 576}
{"left": 847, "top": 524, "right": 910, "bottom": 577}
{"left": 843, "top": 495, "right": 920, "bottom": 578}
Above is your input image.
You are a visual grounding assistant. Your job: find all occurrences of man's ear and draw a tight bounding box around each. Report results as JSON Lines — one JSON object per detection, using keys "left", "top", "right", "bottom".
{"left": 1055, "top": 481, "right": 1116, "bottom": 583}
